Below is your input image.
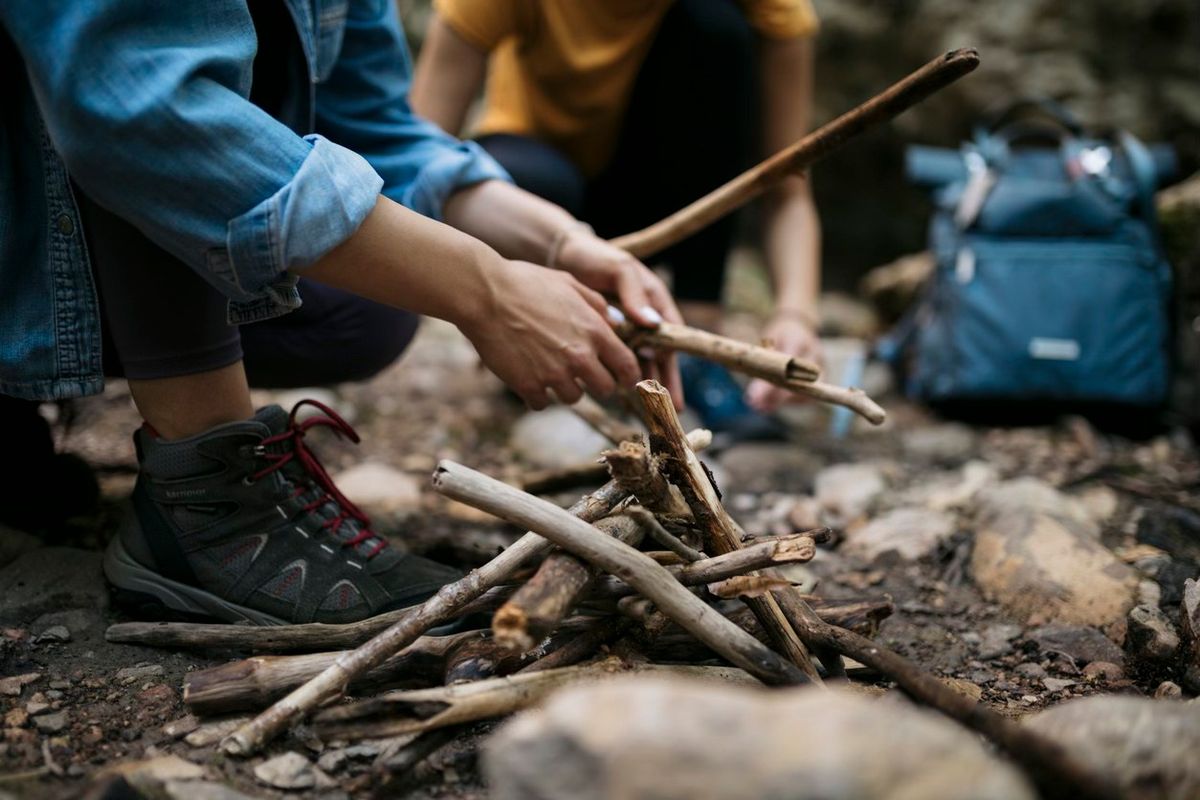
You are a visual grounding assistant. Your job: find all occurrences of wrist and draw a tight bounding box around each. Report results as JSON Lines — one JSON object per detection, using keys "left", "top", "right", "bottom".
{"left": 547, "top": 222, "right": 595, "bottom": 272}
{"left": 770, "top": 304, "right": 820, "bottom": 329}
{"left": 447, "top": 239, "right": 506, "bottom": 331}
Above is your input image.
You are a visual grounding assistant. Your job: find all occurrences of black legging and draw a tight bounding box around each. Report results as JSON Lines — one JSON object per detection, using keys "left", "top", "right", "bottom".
{"left": 79, "top": 191, "right": 418, "bottom": 387}
{"left": 479, "top": 0, "right": 756, "bottom": 303}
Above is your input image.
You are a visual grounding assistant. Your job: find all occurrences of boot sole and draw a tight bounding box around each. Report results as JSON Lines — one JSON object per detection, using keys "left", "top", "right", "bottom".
{"left": 104, "top": 536, "right": 286, "bottom": 626}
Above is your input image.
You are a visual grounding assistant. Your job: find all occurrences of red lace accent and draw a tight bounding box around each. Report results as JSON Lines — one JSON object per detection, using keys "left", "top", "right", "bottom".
{"left": 251, "top": 399, "right": 386, "bottom": 559}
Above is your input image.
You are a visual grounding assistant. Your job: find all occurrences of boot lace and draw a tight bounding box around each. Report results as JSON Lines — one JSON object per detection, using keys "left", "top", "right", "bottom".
{"left": 251, "top": 399, "right": 386, "bottom": 559}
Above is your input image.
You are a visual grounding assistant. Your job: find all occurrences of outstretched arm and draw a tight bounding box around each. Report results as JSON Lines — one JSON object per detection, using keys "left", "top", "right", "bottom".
{"left": 748, "top": 34, "right": 824, "bottom": 412}
{"left": 411, "top": 14, "right": 488, "bottom": 137}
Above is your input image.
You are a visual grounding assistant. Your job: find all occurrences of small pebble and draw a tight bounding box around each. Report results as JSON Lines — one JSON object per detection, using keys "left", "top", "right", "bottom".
{"left": 1154, "top": 681, "right": 1183, "bottom": 700}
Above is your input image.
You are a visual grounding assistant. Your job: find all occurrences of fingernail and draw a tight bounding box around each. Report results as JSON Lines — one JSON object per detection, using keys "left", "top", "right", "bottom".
{"left": 606, "top": 305, "right": 627, "bottom": 325}
{"left": 637, "top": 347, "right": 656, "bottom": 360}
{"left": 639, "top": 305, "right": 663, "bottom": 325}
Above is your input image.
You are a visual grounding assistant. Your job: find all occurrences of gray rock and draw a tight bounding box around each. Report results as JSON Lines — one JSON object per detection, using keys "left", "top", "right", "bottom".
{"left": 1081, "top": 661, "right": 1125, "bottom": 682}
{"left": 0, "top": 673, "right": 39, "bottom": 697}
{"left": 718, "top": 444, "right": 817, "bottom": 495}
{"left": 1014, "top": 663, "right": 1047, "bottom": 680}
{"left": 117, "top": 664, "right": 165, "bottom": 684}
{"left": 33, "top": 625, "right": 70, "bottom": 644}
{"left": 162, "top": 781, "right": 262, "bottom": 800}
{"left": 317, "top": 749, "right": 348, "bottom": 773}
{"left": 977, "top": 623, "right": 1023, "bottom": 660}
{"left": 33, "top": 711, "right": 67, "bottom": 733}
{"left": 1028, "top": 624, "right": 1124, "bottom": 667}
{"left": 330, "top": 462, "right": 422, "bottom": 517}
{"left": 485, "top": 679, "right": 1036, "bottom": 800}
{"left": 0, "top": 547, "right": 109, "bottom": 623}
{"left": 1154, "top": 681, "right": 1184, "bottom": 700}
{"left": 1042, "top": 678, "right": 1076, "bottom": 692}
{"left": 841, "top": 507, "right": 956, "bottom": 562}
{"left": 509, "top": 408, "right": 613, "bottom": 469}
{"left": 1026, "top": 695, "right": 1200, "bottom": 799}
{"left": 1127, "top": 604, "right": 1180, "bottom": 663}
{"left": 971, "top": 480, "right": 1136, "bottom": 630}
{"left": 900, "top": 423, "right": 976, "bottom": 464}
{"left": 254, "top": 752, "right": 316, "bottom": 790}
{"left": 814, "top": 463, "right": 886, "bottom": 524}
{"left": 31, "top": 608, "right": 103, "bottom": 636}
{"left": 1179, "top": 579, "right": 1200, "bottom": 693}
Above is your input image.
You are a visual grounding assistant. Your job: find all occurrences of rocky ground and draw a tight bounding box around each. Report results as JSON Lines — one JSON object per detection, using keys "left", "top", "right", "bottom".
{"left": 1, "top": 315, "right": 1198, "bottom": 799}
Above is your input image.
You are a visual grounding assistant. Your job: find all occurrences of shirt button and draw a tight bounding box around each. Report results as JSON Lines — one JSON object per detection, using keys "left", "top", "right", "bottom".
{"left": 56, "top": 214, "right": 75, "bottom": 236}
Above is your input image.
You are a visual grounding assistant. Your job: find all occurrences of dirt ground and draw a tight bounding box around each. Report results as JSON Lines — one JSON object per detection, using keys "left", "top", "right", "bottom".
{"left": 1, "top": 315, "right": 1197, "bottom": 799}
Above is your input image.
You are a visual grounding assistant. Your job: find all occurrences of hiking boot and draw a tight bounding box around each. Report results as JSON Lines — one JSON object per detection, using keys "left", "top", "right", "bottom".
{"left": 678, "top": 355, "right": 789, "bottom": 448}
{"left": 104, "top": 400, "right": 459, "bottom": 624}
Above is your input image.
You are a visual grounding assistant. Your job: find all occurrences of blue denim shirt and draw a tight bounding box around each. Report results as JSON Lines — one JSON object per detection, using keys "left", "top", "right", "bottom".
{"left": 0, "top": 0, "right": 509, "bottom": 401}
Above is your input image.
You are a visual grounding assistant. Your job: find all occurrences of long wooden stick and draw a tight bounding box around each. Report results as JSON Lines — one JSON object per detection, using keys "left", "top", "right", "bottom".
{"left": 432, "top": 461, "right": 809, "bottom": 686}
{"left": 636, "top": 381, "right": 824, "bottom": 682}
{"left": 609, "top": 49, "right": 980, "bottom": 258}
{"left": 219, "top": 480, "right": 627, "bottom": 756}
{"left": 622, "top": 322, "right": 886, "bottom": 424}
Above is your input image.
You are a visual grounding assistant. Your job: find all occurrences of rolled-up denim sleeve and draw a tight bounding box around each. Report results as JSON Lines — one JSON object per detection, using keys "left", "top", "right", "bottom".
{"left": 315, "top": 0, "right": 511, "bottom": 221}
{"left": 0, "top": 1, "right": 382, "bottom": 308}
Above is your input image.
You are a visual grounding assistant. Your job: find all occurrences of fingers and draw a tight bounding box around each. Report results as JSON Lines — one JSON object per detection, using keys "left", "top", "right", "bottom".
{"left": 643, "top": 272, "right": 685, "bottom": 325}
{"left": 746, "top": 379, "right": 788, "bottom": 413}
{"left": 521, "top": 384, "right": 552, "bottom": 411}
{"left": 594, "top": 324, "right": 642, "bottom": 389}
{"left": 615, "top": 268, "right": 659, "bottom": 327}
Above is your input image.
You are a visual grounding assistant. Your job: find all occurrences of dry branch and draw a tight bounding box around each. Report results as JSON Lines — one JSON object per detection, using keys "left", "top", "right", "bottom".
{"left": 218, "top": 479, "right": 629, "bottom": 756}
{"left": 492, "top": 515, "right": 643, "bottom": 651}
{"left": 312, "top": 659, "right": 757, "bottom": 741}
{"left": 432, "top": 461, "right": 809, "bottom": 686}
{"left": 636, "top": 380, "right": 824, "bottom": 682}
{"left": 568, "top": 394, "right": 643, "bottom": 444}
{"left": 623, "top": 323, "right": 885, "bottom": 424}
{"left": 602, "top": 439, "right": 692, "bottom": 520}
{"left": 609, "top": 49, "right": 980, "bottom": 259}
{"left": 626, "top": 505, "right": 704, "bottom": 562}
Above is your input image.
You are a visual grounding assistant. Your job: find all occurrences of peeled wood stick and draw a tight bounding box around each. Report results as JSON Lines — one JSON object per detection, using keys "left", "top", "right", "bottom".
{"left": 433, "top": 461, "right": 809, "bottom": 686}
{"left": 623, "top": 322, "right": 886, "bottom": 424}
{"left": 312, "top": 659, "right": 757, "bottom": 741}
{"left": 768, "top": 590, "right": 1119, "bottom": 800}
{"left": 219, "top": 479, "right": 628, "bottom": 757}
{"left": 609, "top": 49, "right": 981, "bottom": 259}
{"left": 492, "top": 515, "right": 643, "bottom": 651}
{"left": 568, "top": 394, "right": 643, "bottom": 444}
{"left": 636, "top": 380, "right": 823, "bottom": 683}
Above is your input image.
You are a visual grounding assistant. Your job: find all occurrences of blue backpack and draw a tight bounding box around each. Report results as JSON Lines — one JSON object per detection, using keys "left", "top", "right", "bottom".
{"left": 885, "top": 100, "right": 1175, "bottom": 412}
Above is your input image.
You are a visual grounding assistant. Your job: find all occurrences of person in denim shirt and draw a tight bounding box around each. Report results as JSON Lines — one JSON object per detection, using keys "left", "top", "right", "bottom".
{"left": 0, "top": 0, "right": 682, "bottom": 624}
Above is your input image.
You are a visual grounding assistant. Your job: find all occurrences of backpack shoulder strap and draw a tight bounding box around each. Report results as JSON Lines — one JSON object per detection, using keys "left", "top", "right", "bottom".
{"left": 1119, "top": 131, "right": 1160, "bottom": 226}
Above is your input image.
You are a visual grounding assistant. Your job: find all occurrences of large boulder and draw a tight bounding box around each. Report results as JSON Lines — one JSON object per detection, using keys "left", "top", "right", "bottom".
{"left": 485, "top": 678, "right": 1035, "bottom": 800}
{"left": 970, "top": 479, "right": 1137, "bottom": 634}
{"left": 1026, "top": 695, "right": 1200, "bottom": 799}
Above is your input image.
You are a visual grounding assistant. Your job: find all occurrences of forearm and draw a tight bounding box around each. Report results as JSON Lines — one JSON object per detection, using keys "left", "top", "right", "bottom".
{"left": 303, "top": 196, "right": 497, "bottom": 326}
{"left": 763, "top": 180, "right": 821, "bottom": 321}
{"left": 442, "top": 179, "right": 579, "bottom": 265}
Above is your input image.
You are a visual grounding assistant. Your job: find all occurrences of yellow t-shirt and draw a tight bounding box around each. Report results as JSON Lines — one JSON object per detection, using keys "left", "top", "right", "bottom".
{"left": 434, "top": 0, "right": 818, "bottom": 176}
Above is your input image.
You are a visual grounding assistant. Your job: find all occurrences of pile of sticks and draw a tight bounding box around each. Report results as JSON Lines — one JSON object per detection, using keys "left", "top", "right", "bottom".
{"left": 109, "top": 379, "right": 1114, "bottom": 799}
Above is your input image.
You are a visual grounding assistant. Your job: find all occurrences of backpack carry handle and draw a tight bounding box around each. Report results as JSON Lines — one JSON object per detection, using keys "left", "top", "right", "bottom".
{"left": 977, "top": 98, "right": 1084, "bottom": 137}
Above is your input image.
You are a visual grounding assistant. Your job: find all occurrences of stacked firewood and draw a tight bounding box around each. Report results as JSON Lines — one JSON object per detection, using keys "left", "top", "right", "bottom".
{"left": 108, "top": 375, "right": 1116, "bottom": 800}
